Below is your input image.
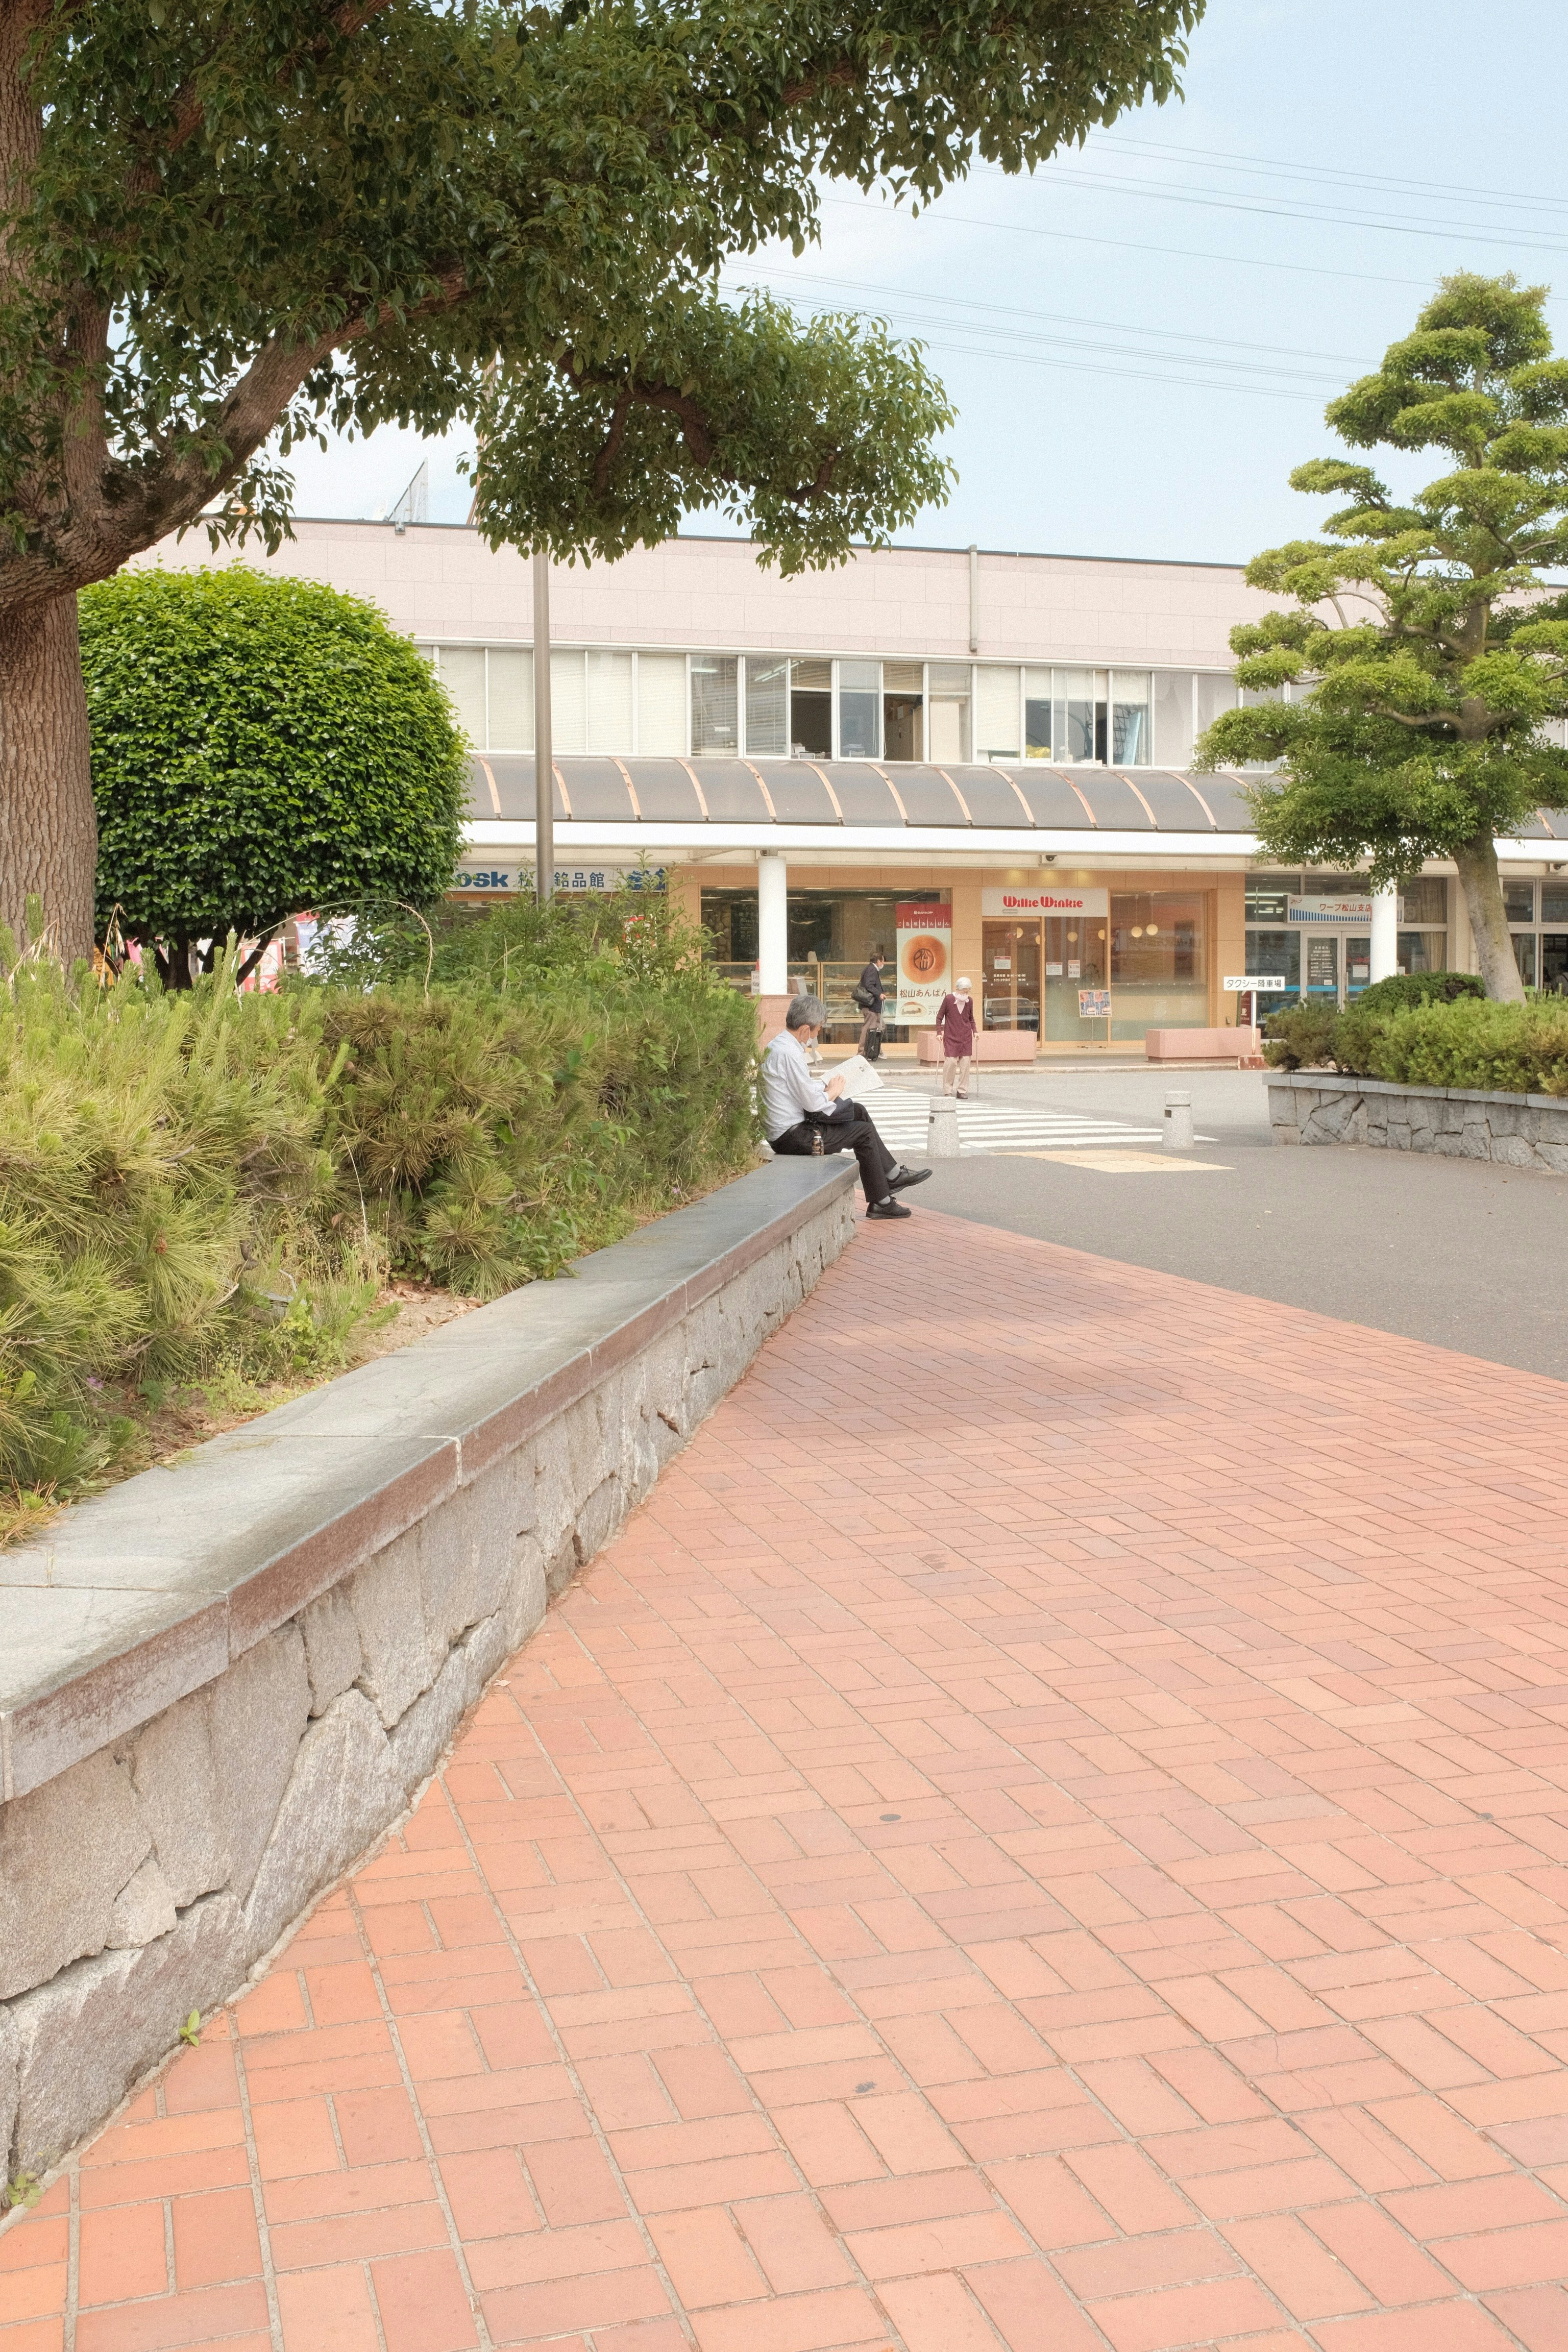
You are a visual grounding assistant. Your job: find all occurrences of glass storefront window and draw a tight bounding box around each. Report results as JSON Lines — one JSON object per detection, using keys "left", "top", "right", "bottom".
{"left": 586, "top": 650, "right": 632, "bottom": 754}
{"left": 1398, "top": 876, "right": 1447, "bottom": 924}
{"left": 745, "top": 654, "right": 790, "bottom": 757}
{"left": 439, "top": 647, "right": 487, "bottom": 746}
{"left": 700, "top": 887, "right": 908, "bottom": 1035}
{"left": 976, "top": 666, "right": 1021, "bottom": 761}
{"left": 1194, "top": 673, "right": 1237, "bottom": 747}
{"left": 838, "top": 659, "right": 881, "bottom": 759}
{"left": 1543, "top": 935, "right": 1568, "bottom": 993}
{"left": 1399, "top": 930, "right": 1446, "bottom": 975}
{"left": 1109, "top": 892, "right": 1206, "bottom": 1040}
{"left": 1024, "top": 666, "right": 1051, "bottom": 758}
{"left": 1153, "top": 671, "right": 1193, "bottom": 769}
{"left": 1110, "top": 672, "right": 1151, "bottom": 765}
{"left": 1055, "top": 667, "right": 1103, "bottom": 764}
{"left": 1247, "top": 928, "right": 1301, "bottom": 1008}
{"left": 1346, "top": 935, "right": 1371, "bottom": 995}
{"left": 1503, "top": 878, "right": 1535, "bottom": 923}
{"left": 1515, "top": 932, "right": 1538, "bottom": 987}
{"left": 789, "top": 658, "right": 831, "bottom": 757}
{"left": 927, "top": 663, "right": 971, "bottom": 763}
{"left": 488, "top": 647, "right": 532, "bottom": 748}
{"left": 1544, "top": 884, "right": 1568, "bottom": 923}
{"left": 551, "top": 648, "right": 586, "bottom": 753}
{"left": 1245, "top": 876, "right": 1291, "bottom": 921}
{"left": 691, "top": 654, "right": 739, "bottom": 755}
{"left": 883, "top": 661, "right": 923, "bottom": 762}
{"left": 637, "top": 652, "right": 687, "bottom": 754}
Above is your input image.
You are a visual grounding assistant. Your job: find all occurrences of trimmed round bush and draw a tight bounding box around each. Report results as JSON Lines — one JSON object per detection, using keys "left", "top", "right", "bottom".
{"left": 1351, "top": 971, "right": 1484, "bottom": 1015}
{"left": 83, "top": 566, "right": 467, "bottom": 978}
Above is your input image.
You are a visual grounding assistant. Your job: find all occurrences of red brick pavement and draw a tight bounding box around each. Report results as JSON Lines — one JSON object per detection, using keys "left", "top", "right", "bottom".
{"left": 8, "top": 1208, "right": 1568, "bottom": 2350}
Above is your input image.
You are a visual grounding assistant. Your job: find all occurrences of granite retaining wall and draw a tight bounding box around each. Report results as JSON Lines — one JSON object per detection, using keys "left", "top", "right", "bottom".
{"left": 1267, "top": 1071, "right": 1568, "bottom": 1168}
{"left": 0, "top": 1159, "right": 856, "bottom": 2180}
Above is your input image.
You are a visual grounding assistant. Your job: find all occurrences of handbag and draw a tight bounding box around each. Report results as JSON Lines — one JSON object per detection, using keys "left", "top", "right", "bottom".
{"left": 851, "top": 982, "right": 876, "bottom": 1009}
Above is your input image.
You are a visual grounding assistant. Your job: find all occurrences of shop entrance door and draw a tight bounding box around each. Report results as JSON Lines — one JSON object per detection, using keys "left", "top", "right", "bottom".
{"left": 1041, "top": 915, "right": 1108, "bottom": 1041}
{"left": 1304, "top": 933, "right": 1373, "bottom": 1009}
{"left": 1304, "top": 934, "right": 1342, "bottom": 1009}
{"left": 982, "top": 920, "right": 1041, "bottom": 1038}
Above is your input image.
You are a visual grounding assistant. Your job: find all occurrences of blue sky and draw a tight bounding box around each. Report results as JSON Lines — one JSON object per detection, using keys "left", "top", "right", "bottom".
{"left": 284, "top": 0, "right": 1568, "bottom": 566}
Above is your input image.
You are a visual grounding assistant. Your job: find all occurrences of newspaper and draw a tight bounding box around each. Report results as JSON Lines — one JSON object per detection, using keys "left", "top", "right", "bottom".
{"left": 826, "top": 1052, "right": 884, "bottom": 1095}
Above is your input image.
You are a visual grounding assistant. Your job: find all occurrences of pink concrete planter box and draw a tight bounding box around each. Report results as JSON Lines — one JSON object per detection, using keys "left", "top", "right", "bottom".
{"left": 917, "top": 1029, "right": 1037, "bottom": 1064}
{"left": 1146, "top": 1026, "right": 1260, "bottom": 1063}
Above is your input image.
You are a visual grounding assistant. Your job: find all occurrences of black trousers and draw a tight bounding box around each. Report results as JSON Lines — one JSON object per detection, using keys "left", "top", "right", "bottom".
{"left": 771, "top": 1101, "right": 897, "bottom": 1205}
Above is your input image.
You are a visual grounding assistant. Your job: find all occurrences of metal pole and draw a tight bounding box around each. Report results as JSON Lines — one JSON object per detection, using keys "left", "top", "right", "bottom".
{"left": 532, "top": 548, "right": 553, "bottom": 904}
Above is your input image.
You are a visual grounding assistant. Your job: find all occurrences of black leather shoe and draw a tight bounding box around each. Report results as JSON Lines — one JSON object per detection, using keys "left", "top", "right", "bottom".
{"left": 866, "top": 1197, "right": 914, "bottom": 1219}
{"left": 888, "top": 1165, "right": 933, "bottom": 1193}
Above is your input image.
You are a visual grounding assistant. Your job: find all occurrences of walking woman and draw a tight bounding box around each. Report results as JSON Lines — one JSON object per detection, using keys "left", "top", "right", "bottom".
{"left": 936, "top": 976, "right": 977, "bottom": 1097}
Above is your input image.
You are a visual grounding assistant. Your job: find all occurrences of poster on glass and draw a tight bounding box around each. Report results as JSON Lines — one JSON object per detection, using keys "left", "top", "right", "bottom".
{"left": 895, "top": 903, "right": 951, "bottom": 1024}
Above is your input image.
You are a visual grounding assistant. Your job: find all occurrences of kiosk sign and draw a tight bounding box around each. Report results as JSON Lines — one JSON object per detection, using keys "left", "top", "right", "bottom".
{"left": 895, "top": 902, "right": 951, "bottom": 1023}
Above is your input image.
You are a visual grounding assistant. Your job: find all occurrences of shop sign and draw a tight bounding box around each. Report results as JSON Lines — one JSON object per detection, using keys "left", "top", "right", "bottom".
{"left": 895, "top": 902, "right": 951, "bottom": 1022}
{"left": 1078, "top": 988, "right": 1112, "bottom": 1019}
{"left": 1223, "top": 974, "right": 1287, "bottom": 991}
{"left": 452, "top": 864, "right": 668, "bottom": 895}
{"left": 982, "top": 886, "right": 1109, "bottom": 917}
{"left": 1287, "top": 895, "right": 1372, "bottom": 926}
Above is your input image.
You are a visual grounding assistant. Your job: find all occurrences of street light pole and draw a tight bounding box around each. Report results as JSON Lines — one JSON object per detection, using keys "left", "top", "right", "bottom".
{"left": 532, "top": 547, "right": 553, "bottom": 904}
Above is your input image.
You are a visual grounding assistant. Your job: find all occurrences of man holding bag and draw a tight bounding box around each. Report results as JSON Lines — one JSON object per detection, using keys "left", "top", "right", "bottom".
{"left": 936, "top": 976, "right": 977, "bottom": 1097}
{"left": 853, "top": 948, "right": 887, "bottom": 1059}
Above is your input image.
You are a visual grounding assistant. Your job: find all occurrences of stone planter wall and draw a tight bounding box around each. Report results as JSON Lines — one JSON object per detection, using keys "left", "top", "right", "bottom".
{"left": 0, "top": 1159, "right": 855, "bottom": 2179}
{"left": 1267, "top": 1070, "right": 1568, "bottom": 1169}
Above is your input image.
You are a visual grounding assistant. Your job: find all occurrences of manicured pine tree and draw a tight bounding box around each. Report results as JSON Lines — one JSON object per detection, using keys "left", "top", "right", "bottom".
{"left": 1195, "top": 273, "right": 1568, "bottom": 1001}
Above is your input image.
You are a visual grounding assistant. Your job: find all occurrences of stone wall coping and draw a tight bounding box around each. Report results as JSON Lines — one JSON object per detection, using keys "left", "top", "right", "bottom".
{"left": 1264, "top": 1070, "right": 1568, "bottom": 1114}
{"left": 0, "top": 1159, "right": 855, "bottom": 1804}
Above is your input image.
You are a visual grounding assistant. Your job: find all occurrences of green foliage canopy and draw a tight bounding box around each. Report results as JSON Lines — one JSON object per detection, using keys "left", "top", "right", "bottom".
{"left": 1192, "top": 274, "right": 1568, "bottom": 1000}
{"left": 82, "top": 566, "right": 467, "bottom": 981}
{"left": 0, "top": 0, "right": 1203, "bottom": 591}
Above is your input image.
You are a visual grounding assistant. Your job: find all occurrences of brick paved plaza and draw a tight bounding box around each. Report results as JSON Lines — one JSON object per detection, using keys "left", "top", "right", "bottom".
{"left": 7, "top": 1207, "right": 1568, "bottom": 2351}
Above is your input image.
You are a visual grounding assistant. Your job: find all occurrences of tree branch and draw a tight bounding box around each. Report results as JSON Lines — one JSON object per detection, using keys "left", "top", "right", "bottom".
{"left": 592, "top": 387, "right": 631, "bottom": 494}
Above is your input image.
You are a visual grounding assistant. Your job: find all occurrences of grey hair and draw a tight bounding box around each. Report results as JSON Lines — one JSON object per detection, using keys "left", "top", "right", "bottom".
{"left": 786, "top": 994, "right": 828, "bottom": 1031}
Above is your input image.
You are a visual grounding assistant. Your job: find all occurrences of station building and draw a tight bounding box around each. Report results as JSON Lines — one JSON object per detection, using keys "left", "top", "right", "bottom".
{"left": 136, "top": 521, "right": 1568, "bottom": 1051}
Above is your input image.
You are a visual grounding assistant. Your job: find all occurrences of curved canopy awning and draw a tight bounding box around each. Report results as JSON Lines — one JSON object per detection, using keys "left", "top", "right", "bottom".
{"left": 469, "top": 756, "right": 1280, "bottom": 834}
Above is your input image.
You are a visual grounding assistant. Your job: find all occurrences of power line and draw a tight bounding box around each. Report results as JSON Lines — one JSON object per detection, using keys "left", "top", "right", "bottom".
{"left": 1091, "top": 134, "right": 1568, "bottom": 223}
{"left": 972, "top": 159, "right": 1568, "bottom": 257}
{"left": 731, "top": 263, "right": 1371, "bottom": 369}
{"left": 822, "top": 192, "right": 1435, "bottom": 291}
{"left": 726, "top": 276, "right": 1336, "bottom": 402}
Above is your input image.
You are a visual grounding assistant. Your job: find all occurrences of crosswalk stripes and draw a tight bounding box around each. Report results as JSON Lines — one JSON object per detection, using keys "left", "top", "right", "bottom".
{"left": 862, "top": 1085, "right": 1206, "bottom": 1157}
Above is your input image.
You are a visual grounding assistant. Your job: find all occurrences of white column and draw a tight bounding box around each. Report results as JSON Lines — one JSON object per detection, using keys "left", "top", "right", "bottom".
{"left": 758, "top": 851, "right": 788, "bottom": 996}
{"left": 1370, "top": 881, "right": 1399, "bottom": 983}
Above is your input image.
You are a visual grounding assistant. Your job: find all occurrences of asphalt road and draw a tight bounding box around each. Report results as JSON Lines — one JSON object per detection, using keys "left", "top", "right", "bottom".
{"left": 888, "top": 1066, "right": 1568, "bottom": 1382}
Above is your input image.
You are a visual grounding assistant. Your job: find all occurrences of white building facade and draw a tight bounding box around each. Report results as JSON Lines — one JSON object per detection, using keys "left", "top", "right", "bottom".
{"left": 133, "top": 521, "right": 1568, "bottom": 1049}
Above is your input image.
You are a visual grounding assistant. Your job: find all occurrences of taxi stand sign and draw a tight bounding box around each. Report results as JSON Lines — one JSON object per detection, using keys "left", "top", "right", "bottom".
{"left": 1223, "top": 975, "right": 1287, "bottom": 992}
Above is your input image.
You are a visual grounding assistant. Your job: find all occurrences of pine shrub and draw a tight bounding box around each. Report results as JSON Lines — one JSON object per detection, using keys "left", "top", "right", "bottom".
{"left": 0, "top": 896, "right": 758, "bottom": 1522}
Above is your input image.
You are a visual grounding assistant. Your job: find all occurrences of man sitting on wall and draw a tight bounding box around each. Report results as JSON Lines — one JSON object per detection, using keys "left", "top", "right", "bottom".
{"left": 762, "top": 995, "right": 930, "bottom": 1220}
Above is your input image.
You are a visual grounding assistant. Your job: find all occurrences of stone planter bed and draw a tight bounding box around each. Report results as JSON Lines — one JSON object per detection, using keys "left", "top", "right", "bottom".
{"left": 1267, "top": 1069, "right": 1568, "bottom": 1169}
{"left": 0, "top": 1157, "right": 855, "bottom": 2185}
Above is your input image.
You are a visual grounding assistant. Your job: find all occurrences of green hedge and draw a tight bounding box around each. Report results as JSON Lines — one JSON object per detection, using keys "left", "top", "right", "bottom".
{"left": 1264, "top": 990, "right": 1568, "bottom": 1096}
{"left": 0, "top": 898, "right": 757, "bottom": 1518}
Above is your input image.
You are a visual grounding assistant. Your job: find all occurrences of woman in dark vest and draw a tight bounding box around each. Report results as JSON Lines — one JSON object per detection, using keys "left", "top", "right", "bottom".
{"left": 936, "top": 976, "right": 977, "bottom": 1097}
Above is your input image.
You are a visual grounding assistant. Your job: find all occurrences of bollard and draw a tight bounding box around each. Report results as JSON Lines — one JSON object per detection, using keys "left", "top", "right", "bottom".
{"left": 1163, "top": 1090, "right": 1194, "bottom": 1152}
{"left": 927, "top": 1095, "right": 961, "bottom": 1159}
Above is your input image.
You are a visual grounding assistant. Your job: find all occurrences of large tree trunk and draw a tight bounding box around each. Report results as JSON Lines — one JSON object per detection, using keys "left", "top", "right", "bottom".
{"left": 0, "top": 596, "right": 96, "bottom": 963}
{"left": 1454, "top": 832, "right": 1525, "bottom": 1002}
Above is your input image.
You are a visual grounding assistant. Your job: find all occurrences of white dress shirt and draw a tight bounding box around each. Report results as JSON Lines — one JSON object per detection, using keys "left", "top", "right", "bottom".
{"left": 760, "top": 1027, "right": 832, "bottom": 1140}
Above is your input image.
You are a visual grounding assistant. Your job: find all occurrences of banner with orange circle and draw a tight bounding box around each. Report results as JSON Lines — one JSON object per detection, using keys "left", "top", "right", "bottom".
{"left": 895, "top": 902, "right": 951, "bottom": 1024}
